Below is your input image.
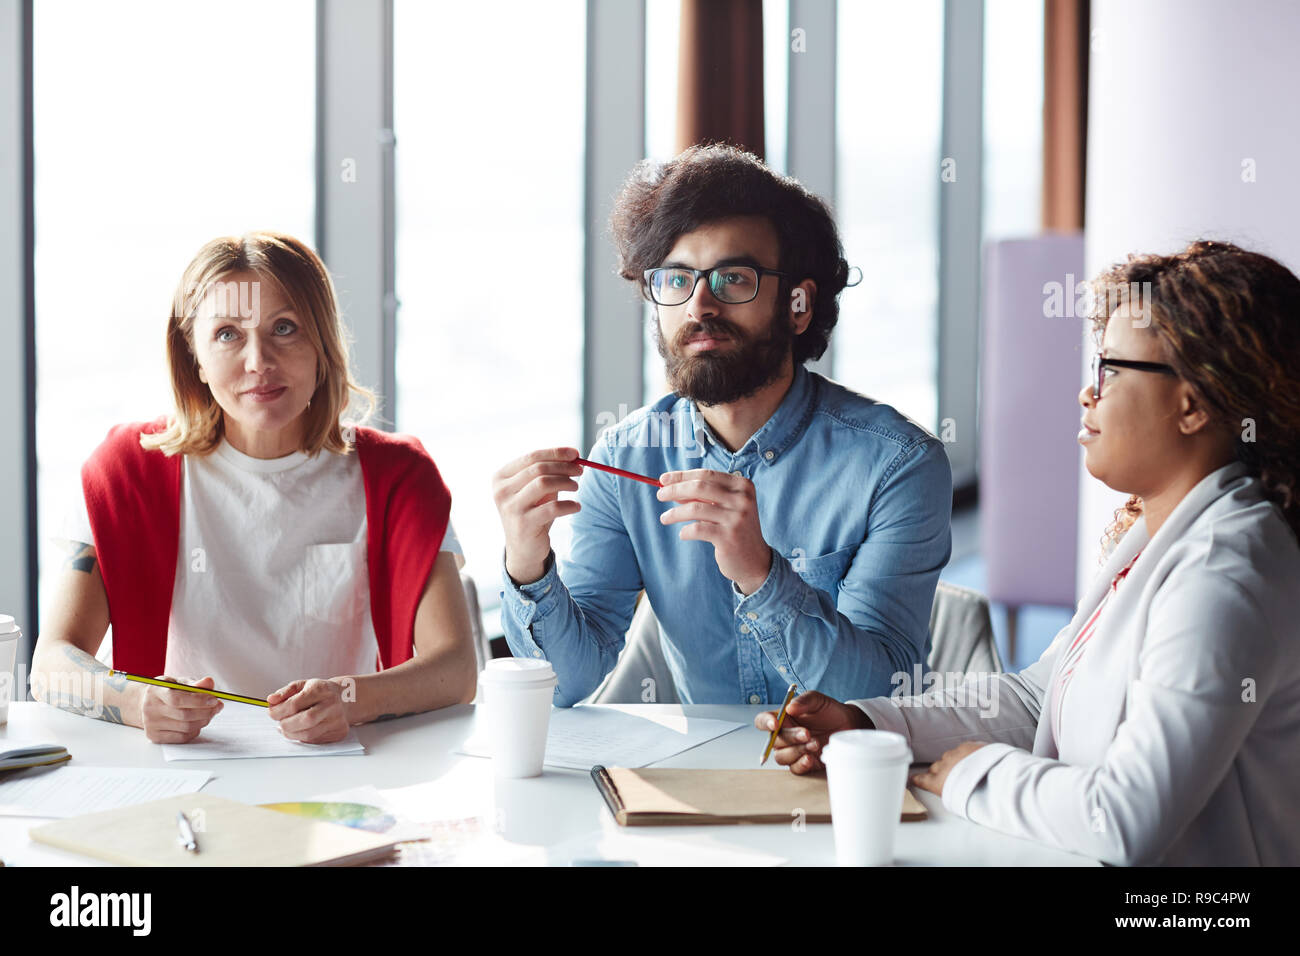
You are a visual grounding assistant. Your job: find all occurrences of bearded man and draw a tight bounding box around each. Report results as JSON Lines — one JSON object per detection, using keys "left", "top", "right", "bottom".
{"left": 492, "top": 145, "right": 952, "bottom": 706}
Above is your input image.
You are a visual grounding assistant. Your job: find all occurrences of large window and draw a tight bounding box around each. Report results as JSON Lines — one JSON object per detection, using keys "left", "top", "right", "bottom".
{"left": 34, "top": 0, "right": 315, "bottom": 626}
{"left": 642, "top": 0, "right": 791, "bottom": 405}
{"left": 834, "top": 0, "right": 945, "bottom": 430}
{"left": 983, "top": 0, "right": 1045, "bottom": 241}
{"left": 393, "top": 0, "right": 586, "bottom": 613}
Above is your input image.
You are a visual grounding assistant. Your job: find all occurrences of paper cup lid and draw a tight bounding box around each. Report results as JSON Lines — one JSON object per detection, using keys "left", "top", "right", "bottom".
{"left": 822, "top": 729, "right": 912, "bottom": 765}
{"left": 0, "top": 614, "right": 18, "bottom": 636}
{"left": 480, "top": 658, "right": 556, "bottom": 685}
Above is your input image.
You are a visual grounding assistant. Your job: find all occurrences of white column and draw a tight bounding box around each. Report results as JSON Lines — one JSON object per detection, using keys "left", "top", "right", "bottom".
{"left": 317, "top": 0, "right": 395, "bottom": 425}
{"left": 787, "top": 0, "right": 836, "bottom": 379}
{"left": 0, "top": 0, "right": 34, "bottom": 674}
{"left": 937, "top": 0, "right": 984, "bottom": 489}
{"left": 1077, "top": 0, "right": 1300, "bottom": 594}
{"left": 582, "top": 0, "right": 646, "bottom": 452}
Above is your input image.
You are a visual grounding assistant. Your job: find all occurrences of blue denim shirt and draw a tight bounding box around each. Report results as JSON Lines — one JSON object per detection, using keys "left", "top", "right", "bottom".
{"left": 500, "top": 364, "right": 953, "bottom": 706}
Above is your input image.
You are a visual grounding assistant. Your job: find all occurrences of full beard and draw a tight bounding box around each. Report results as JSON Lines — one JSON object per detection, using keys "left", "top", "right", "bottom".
{"left": 654, "top": 309, "right": 793, "bottom": 407}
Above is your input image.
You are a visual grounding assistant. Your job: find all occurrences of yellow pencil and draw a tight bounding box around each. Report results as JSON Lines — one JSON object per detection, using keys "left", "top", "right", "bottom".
{"left": 109, "top": 671, "right": 269, "bottom": 707}
{"left": 760, "top": 682, "right": 799, "bottom": 766}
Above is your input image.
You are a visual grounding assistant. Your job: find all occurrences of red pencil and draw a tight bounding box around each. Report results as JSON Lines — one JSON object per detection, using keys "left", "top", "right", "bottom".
{"left": 575, "top": 457, "right": 663, "bottom": 488}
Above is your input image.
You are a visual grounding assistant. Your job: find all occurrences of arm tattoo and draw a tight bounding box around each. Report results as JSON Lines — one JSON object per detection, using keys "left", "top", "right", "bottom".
{"left": 43, "top": 691, "right": 126, "bottom": 725}
{"left": 60, "top": 644, "right": 127, "bottom": 690}
{"left": 62, "top": 540, "right": 98, "bottom": 574}
{"left": 40, "top": 645, "right": 131, "bottom": 724}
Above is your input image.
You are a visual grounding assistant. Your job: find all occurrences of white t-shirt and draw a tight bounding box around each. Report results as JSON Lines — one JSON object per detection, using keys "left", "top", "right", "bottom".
{"left": 64, "top": 439, "right": 461, "bottom": 699}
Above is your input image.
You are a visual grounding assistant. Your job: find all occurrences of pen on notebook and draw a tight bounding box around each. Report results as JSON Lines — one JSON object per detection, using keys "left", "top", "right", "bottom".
{"left": 760, "top": 683, "right": 799, "bottom": 766}
{"left": 109, "top": 672, "right": 269, "bottom": 707}
{"left": 177, "top": 811, "right": 199, "bottom": 854}
{"left": 574, "top": 457, "right": 663, "bottom": 488}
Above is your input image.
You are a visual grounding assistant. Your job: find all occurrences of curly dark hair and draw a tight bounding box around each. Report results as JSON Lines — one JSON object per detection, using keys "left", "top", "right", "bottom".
{"left": 609, "top": 143, "right": 851, "bottom": 364}
{"left": 1089, "top": 239, "right": 1300, "bottom": 551}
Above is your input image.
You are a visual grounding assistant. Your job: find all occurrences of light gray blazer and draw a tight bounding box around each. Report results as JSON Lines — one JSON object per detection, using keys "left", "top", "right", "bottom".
{"left": 853, "top": 462, "right": 1300, "bottom": 865}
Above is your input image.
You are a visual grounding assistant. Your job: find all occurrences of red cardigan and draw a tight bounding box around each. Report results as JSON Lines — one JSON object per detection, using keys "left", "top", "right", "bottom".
{"left": 80, "top": 419, "right": 452, "bottom": 678}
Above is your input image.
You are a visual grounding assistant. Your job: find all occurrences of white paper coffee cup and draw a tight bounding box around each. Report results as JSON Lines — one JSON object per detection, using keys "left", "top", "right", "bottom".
{"left": 822, "top": 728, "right": 913, "bottom": 866}
{"left": 0, "top": 615, "right": 21, "bottom": 725}
{"left": 478, "top": 658, "right": 557, "bottom": 778}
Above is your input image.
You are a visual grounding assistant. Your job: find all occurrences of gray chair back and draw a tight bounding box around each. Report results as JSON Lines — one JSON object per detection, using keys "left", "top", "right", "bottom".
{"left": 461, "top": 572, "right": 490, "bottom": 673}
{"left": 587, "top": 595, "right": 680, "bottom": 704}
{"left": 927, "top": 580, "right": 1003, "bottom": 677}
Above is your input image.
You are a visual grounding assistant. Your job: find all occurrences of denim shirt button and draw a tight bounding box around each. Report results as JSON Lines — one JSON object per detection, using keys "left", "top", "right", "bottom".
{"left": 778, "top": 665, "right": 787, "bottom": 674}
{"left": 746, "top": 612, "right": 758, "bottom": 620}
{"left": 764, "top": 450, "right": 775, "bottom": 461}
{"left": 533, "top": 650, "right": 543, "bottom": 658}
{"left": 731, "top": 470, "right": 742, "bottom": 477}
{"left": 749, "top": 694, "right": 761, "bottom": 704}
{"left": 739, "top": 623, "right": 751, "bottom": 634}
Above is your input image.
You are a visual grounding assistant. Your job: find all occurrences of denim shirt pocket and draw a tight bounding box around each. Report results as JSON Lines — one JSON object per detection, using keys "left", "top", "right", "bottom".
{"left": 788, "top": 544, "right": 857, "bottom": 596}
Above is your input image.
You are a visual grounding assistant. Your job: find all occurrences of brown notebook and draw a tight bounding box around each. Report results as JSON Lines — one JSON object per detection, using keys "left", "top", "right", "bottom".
{"left": 591, "top": 766, "right": 927, "bottom": 826}
{"left": 29, "top": 792, "right": 403, "bottom": 867}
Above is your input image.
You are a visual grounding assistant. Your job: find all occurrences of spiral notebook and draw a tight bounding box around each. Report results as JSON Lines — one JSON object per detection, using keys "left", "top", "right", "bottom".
{"left": 29, "top": 792, "right": 403, "bottom": 866}
{"left": 591, "top": 766, "right": 927, "bottom": 826}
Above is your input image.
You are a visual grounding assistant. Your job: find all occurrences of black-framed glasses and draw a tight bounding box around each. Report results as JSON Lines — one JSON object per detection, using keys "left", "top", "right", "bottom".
{"left": 642, "top": 265, "right": 787, "bottom": 306}
{"left": 1091, "top": 354, "right": 1177, "bottom": 399}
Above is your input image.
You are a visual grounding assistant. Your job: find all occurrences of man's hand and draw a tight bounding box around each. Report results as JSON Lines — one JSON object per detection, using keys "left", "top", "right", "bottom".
{"left": 908, "top": 742, "right": 988, "bottom": 796}
{"left": 140, "top": 675, "right": 223, "bottom": 744}
{"left": 267, "top": 678, "right": 351, "bottom": 744}
{"left": 657, "top": 469, "right": 772, "bottom": 594}
{"left": 492, "top": 447, "right": 584, "bottom": 584}
{"left": 752, "top": 690, "right": 874, "bottom": 774}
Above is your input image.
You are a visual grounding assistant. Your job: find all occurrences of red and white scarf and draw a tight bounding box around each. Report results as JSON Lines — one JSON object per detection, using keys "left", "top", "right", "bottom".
{"left": 1051, "top": 550, "right": 1143, "bottom": 746}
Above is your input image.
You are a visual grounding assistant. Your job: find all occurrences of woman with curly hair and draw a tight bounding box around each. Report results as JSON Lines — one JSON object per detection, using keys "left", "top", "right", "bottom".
{"left": 754, "top": 239, "right": 1300, "bottom": 865}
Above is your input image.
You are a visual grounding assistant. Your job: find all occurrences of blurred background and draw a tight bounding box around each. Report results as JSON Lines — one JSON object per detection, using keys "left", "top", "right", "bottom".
{"left": 3, "top": 0, "right": 1298, "bottom": 678}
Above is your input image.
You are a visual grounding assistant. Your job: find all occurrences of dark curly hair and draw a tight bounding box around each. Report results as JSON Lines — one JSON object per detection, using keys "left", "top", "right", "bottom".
{"left": 1089, "top": 239, "right": 1300, "bottom": 551}
{"left": 609, "top": 143, "right": 851, "bottom": 365}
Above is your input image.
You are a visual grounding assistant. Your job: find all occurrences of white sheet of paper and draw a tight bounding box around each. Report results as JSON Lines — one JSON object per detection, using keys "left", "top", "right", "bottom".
{"left": 160, "top": 703, "right": 365, "bottom": 761}
{"left": 459, "top": 704, "right": 743, "bottom": 770}
{"left": 0, "top": 766, "right": 212, "bottom": 818}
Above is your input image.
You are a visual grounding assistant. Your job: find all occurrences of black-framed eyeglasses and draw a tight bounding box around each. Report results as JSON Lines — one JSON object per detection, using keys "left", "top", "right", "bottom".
{"left": 1091, "top": 354, "right": 1177, "bottom": 399}
{"left": 642, "top": 265, "right": 787, "bottom": 306}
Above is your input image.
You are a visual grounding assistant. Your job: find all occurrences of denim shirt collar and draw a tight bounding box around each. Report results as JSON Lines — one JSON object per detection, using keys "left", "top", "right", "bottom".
{"left": 686, "top": 363, "right": 818, "bottom": 467}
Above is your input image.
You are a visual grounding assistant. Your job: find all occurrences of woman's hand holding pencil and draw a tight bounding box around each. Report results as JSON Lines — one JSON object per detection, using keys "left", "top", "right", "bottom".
{"left": 752, "top": 691, "right": 875, "bottom": 774}
{"left": 268, "top": 678, "right": 351, "bottom": 745}
{"left": 138, "top": 675, "right": 224, "bottom": 745}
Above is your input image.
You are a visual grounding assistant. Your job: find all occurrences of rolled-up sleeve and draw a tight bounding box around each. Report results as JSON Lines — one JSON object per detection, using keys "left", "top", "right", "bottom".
{"left": 499, "top": 437, "right": 644, "bottom": 706}
{"left": 735, "top": 437, "right": 953, "bottom": 700}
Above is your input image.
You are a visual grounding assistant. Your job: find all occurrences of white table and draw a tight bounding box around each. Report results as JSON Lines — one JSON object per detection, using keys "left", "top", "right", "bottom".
{"left": 0, "top": 701, "right": 1098, "bottom": 866}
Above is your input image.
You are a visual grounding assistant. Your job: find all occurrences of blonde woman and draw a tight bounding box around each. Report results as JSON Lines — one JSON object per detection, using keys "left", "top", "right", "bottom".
{"left": 756, "top": 240, "right": 1300, "bottom": 865}
{"left": 32, "top": 232, "right": 477, "bottom": 743}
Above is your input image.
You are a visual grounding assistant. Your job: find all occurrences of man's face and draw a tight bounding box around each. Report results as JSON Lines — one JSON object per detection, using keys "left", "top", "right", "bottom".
{"left": 652, "top": 215, "right": 796, "bottom": 406}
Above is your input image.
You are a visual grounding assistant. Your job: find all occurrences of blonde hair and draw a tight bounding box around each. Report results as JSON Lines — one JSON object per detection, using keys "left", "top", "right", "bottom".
{"left": 141, "top": 231, "right": 376, "bottom": 457}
